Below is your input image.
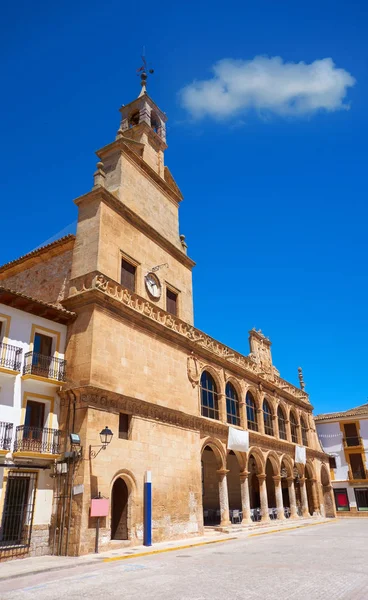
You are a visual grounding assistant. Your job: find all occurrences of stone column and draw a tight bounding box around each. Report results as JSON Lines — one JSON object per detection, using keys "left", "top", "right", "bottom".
{"left": 299, "top": 477, "right": 310, "bottom": 517}
{"left": 239, "top": 401, "right": 247, "bottom": 430}
{"left": 256, "top": 408, "right": 265, "bottom": 435}
{"left": 219, "top": 394, "right": 227, "bottom": 424}
{"left": 285, "top": 419, "right": 291, "bottom": 443}
{"left": 287, "top": 477, "right": 299, "bottom": 519}
{"left": 273, "top": 413, "right": 279, "bottom": 439}
{"left": 273, "top": 475, "right": 285, "bottom": 520}
{"left": 240, "top": 471, "right": 251, "bottom": 523}
{"left": 309, "top": 478, "right": 320, "bottom": 515}
{"left": 217, "top": 469, "right": 231, "bottom": 527}
{"left": 257, "top": 473, "right": 270, "bottom": 522}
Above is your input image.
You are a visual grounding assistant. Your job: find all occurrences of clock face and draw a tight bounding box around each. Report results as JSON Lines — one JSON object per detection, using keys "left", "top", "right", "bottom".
{"left": 145, "top": 272, "right": 161, "bottom": 299}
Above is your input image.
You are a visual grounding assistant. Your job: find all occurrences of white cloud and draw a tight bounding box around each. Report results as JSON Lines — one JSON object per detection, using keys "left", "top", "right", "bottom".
{"left": 180, "top": 56, "right": 356, "bottom": 120}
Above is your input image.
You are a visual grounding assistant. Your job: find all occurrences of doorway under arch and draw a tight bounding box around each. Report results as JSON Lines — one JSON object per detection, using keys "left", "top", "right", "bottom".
{"left": 281, "top": 461, "right": 290, "bottom": 511}
{"left": 202, "top": 445, "right": 221, "bottom": 525}
{"left": 305, "top": 465, "right": 315, "bottom": 516}
{"left": 111, "top": 478, "right": 129, "bottom": 540}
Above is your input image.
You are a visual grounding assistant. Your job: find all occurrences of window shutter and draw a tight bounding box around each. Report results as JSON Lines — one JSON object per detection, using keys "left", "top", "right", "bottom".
{"left": 166, "top": 289, "right": 177, "bottom": 316}
{"left": 121, "top": 259, "right": 136, "bottom": 291}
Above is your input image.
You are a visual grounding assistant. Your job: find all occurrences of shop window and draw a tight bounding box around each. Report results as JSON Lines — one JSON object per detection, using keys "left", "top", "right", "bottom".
{"left": 354, "top": 488, "right": 368, "bottom": 511}
{"left": 333, "top": 488, "right": 350, "bottom": 512}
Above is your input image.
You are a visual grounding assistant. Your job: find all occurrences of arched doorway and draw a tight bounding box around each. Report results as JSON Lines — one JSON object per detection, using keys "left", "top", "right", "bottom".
{"left": 202, "top": 446, "right": 221, "bottom": 525}
{"left": 265, "top": 459, "right": 276, "bottom": 514}
{"left": 226, "top": 451, "right": 242, "bottom": 519}
{"left": 294, "top": 467, "right": 302, "bottom": 516}
{"left": 281, "top": 461, "right": 290, "bottom": 513}
{"left": 111, "top": 478, "right": 129, "bottom": 540}
{"left": 305, "top": 465, "right": 315, "bottom": 516}
{"left": 248, "top": 454, "right": 260, "bottom": 516}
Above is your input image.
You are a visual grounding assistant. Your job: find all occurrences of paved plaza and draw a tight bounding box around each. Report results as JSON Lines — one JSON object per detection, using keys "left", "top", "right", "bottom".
{"left": 1, "top": 519, "right": 367, "bottom": 600}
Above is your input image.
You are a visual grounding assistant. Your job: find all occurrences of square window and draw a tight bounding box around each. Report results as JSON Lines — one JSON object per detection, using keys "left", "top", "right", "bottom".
{"left": 119, "top": 413, "right": 131, "bottom": 440}
{"left": 166, "top": 288, "right": 178, "bottom": 316}
{"left": 329, "top": 456, "right": 337, "bottom": 469}
{"left": 121, "top": 259, "right": 136, "bottom": 292}
{"left": 333, "top": 488, "right": 350, "bottom": 512}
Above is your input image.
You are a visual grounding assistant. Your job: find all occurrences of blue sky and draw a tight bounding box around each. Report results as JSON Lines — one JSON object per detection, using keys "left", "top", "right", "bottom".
{"left": 1, "top": 0, "right": 367, "bottom": 414}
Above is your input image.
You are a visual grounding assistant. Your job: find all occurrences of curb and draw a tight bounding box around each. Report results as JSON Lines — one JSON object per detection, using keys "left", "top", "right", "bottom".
{"left": 248, "top": 519, "right": 335, "bottom": 538}
{"left": 103, "top": 536, "right": 238, "bottom": 563}
{"left": 0, "top": 559, "right": 98, "bottom": 583}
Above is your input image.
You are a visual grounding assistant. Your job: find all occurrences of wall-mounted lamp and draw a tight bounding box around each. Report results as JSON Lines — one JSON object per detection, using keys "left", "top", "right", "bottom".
{"left": 89, "top": 426, "right": 113, "bottom": 459}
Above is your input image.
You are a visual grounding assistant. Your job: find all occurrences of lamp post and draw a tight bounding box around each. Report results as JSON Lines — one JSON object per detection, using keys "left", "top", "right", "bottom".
{"left": 89, "top": 426, "right": 113, "bottom": 459}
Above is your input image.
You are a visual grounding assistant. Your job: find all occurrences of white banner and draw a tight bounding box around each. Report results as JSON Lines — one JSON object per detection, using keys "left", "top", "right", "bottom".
{"left": 227, "top": 427, "right": 249, "bottom": 452}
{"left": 295, "top": 445, "right": 306, "bottom": 465}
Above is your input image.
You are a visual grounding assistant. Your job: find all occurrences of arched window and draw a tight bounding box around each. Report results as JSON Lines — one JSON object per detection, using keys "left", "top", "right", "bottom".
{"left": 226, "top": 382, "right": 240, "bottom": 426}
{"left": 128, "top": 111, "right": 139, "bottom": 128}
{"left": 277, "top": 406, "right": 287, "bottom": 440}
{"left": 290, "top": 411, "right": 299, "bottom": 444}
{"left": 200, "top": 371, "right": 219, "bottom": 420}
{"left": 246, "top": 392, "right": 258, "bottom": 431}
{"left": 263, "top": 399, "right": 274, "bottom": 436}
{"left": 151, "top": 111, "right": 160, "bottom": 134}
{"left": 301, "top": 416, "right": 308, "bottom": 446}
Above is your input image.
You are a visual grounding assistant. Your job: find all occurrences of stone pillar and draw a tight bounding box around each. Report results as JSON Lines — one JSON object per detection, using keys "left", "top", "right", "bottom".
{"left": 219, "top": 394, "right": 227, "bottom": 424}
{"left": 309, "top": 478, "right": 320, "bottom": 515}
{"left": 273, "top": 413, "right": 279, "bottom": 439}
{"left": 256, "top": 408, "right": 265, "bottom": 435}
{"left": 299, "top": 477, "right": 310, "bottom": 517}
{"left": 257, "top": 473, "right": 270, "bottom": 522}
{"left": 239, "top": 401, "right": 247, "bottom": 430}
{"left": 240, "top": 471, "right": 251, "bottom": 523}
{"left": 217, "top": 469, "right": 231, "bottom": 527}
{"left": 273, "top": 475, "right": 285, "bottom": 520}
{"left": 287, "top": 477, "right": 299, "bottom": 519}
{"left": 285, "top": 419, "right": 291, "bottom": 443}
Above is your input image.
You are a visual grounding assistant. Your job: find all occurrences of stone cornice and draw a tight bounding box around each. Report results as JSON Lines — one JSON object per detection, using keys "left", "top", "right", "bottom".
{"left": 95, "top": 138, "right": 182, "bottom": 204}
{"left": 73, "top": 188, "right": 195, "bottom": 271}
{"left": 60, "top": 385, "right": 327, "bottom": 462}
{"left": 64, "top": 272, "right": 311, "bottom": 410}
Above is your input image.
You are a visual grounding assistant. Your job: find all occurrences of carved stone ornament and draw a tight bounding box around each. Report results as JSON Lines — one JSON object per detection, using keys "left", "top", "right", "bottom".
{"left": 187, "top": 353, "right": 200, "bottom": 388}
{"left": 67, "top": 272, "right": 311, "bottom": 405}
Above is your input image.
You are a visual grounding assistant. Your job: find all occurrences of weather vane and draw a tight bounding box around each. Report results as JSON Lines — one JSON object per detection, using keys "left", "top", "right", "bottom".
{"left": 137, "top": 47, "right": 154, "bottom": 95}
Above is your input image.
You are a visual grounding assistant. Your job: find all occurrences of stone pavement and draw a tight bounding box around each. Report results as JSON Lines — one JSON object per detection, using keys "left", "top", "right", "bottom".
{"left": 2, "top": 519, "right": 368, "bottom": 600}
{"left": 0, "top": 516, "right": 328, "bottom": 581}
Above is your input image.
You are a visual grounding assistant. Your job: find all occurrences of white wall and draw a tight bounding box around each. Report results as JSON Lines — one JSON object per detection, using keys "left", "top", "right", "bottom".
{"left": 0, "top": 303, "right": 66, "bottom": 525}
{"left": 316, "top": 421, "right": 348, "bottom": 481}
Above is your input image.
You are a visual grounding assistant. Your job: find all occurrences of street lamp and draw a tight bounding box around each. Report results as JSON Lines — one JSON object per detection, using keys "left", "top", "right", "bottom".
{"left": 89, "top": 426, "right": 114, "bottom": 459}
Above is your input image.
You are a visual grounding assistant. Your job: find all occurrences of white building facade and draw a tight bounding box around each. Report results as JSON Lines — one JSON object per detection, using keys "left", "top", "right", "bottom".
{"left": 315, "top": 404, "right": 368, "bottom": 515}
{"left": 0, "top": 287, "right": 74, "bottom": 560}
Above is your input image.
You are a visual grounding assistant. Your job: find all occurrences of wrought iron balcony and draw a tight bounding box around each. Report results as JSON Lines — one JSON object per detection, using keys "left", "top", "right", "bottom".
{"left": 0, "top": 421, "right": 13, "bottom": 451}
{"left": 23, "top": 351, "right": 66, "bottom": 382}
{"left": 343, "top": 436, "right": 362, "bottom": 448}
{"left": 14, "top": 426, "right": 61, "bottom": 455}
{"left": 0, "top": 342, "right": 22, "bottom": 372}
{"left": 348, "top": 467, "right": 368, "bottom": 481}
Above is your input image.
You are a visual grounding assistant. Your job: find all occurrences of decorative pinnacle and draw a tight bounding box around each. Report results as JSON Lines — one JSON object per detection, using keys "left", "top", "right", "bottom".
{"left": 298, "top": 367, "right": 305, "bottom": 391}
{"left": 137, "top": 53, "right": 154, "bottom": 97}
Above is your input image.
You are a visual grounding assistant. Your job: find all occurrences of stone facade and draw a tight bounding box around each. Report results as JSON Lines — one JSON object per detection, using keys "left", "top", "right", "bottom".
{"left": 0, "top": 77, "right": 335, "bottom": 558}
{"left": 0, "top": 237, "right": 74, "bottom": 308}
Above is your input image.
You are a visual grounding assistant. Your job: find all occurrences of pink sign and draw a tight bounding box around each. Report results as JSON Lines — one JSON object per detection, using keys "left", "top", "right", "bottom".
{"left": 90, "top": 498, "right": 109, "bottom": 517}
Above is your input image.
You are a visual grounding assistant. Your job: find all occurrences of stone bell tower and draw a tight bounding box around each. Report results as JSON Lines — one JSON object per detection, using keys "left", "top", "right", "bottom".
{"left": 116, "top": 71, "right": 167, "bottom": 177}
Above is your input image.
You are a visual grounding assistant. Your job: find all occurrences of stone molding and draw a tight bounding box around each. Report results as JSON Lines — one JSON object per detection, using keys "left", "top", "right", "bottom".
{"left": 65, "top": 272, "right": 311, "bottom": 409}
{"left": 60, "top": 386, "right": 327, "bottom": 461}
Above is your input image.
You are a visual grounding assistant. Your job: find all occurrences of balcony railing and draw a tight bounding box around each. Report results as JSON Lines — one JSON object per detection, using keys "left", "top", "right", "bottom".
{"left": 23, "top": 351, "right": 66, "bottom": 382}
{"left": 14, "top": 426, "right": 61, "bottom": 454}
{"left": 0, "top": 342, "right": 22, "bottom": 372}
{"left": 348, "top": 467, "right": 368, "bottom": 481}
{"left": 0, "top": 421, "right": 13, "bottom": 451}
{"left": 343, "top": 436, "right": 362, "bottom": 447}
